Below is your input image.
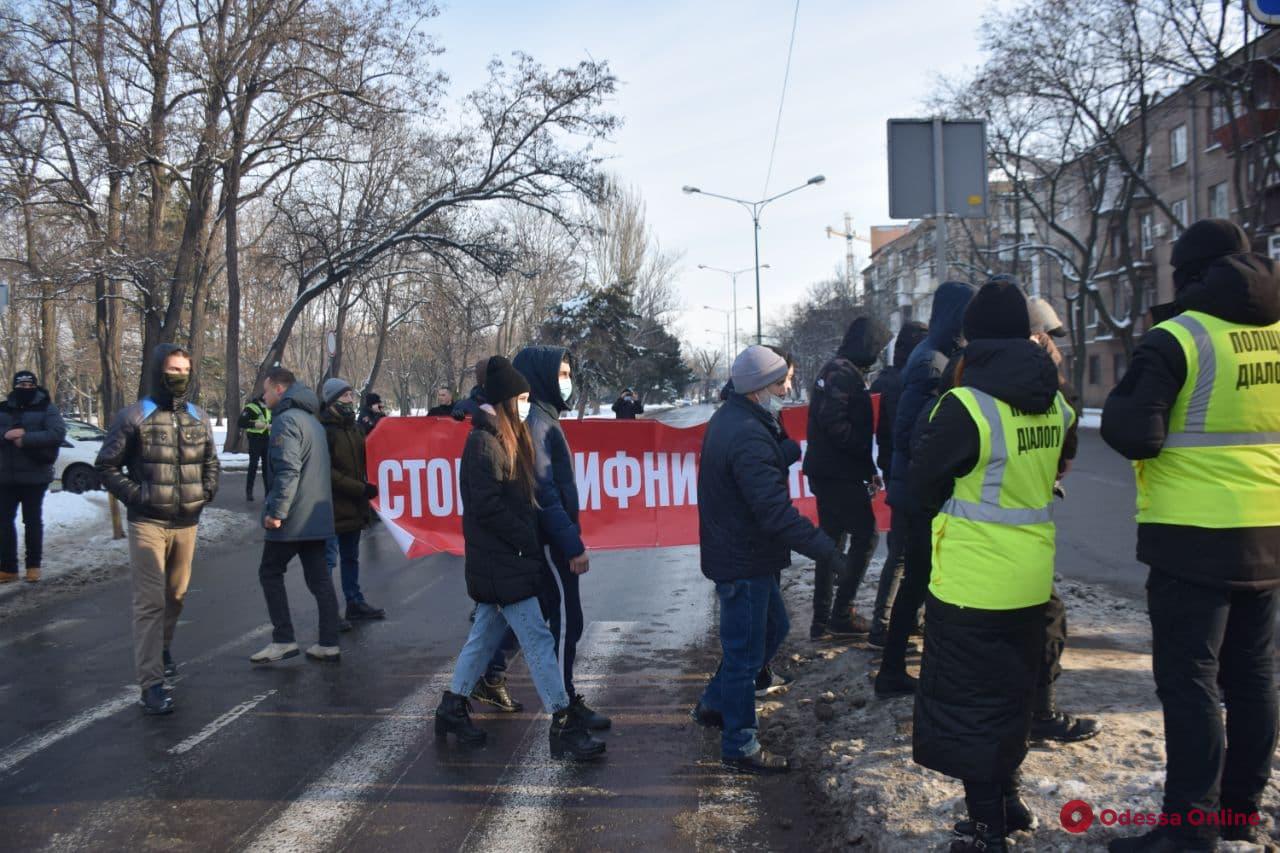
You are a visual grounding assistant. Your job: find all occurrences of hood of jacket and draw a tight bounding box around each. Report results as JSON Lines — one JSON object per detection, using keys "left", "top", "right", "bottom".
{"left": 893, "top": 321, "right": 929, "bottom": 368}
{"left": 275, "top": 382, "right": 321, "bottom": 416}
{"left": 1177, "top": 252, "right": 1280, "bottom": 326}
{"left": 837, "top": 317, "right": 893, "bottom": 368}
{"left": 147, "top": 342, "right": 194, "bottom": 408}
{"left": 926, "top": 281, "right": 978, "bottom": 356}
{"left": 513, "top": 345, "right": 572, "bottom": 412}
{"left": 959, "top": 338, "right": 1060, "bottom": 414}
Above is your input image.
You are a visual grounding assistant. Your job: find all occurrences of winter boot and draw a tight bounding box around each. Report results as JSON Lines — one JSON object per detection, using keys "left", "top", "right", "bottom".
{"left": 722, "top": 748, "right": 789, "bottom": 775}
{"left": 568, "top": 694, "right": 611, "bottom": 730}
{"left": 549, "top": 708, "right": 606, "bottom": 761}
{"left": 827, "top": 609, "right": 871, "bottom": 639}
{"left": 1030, "top": 684, "right": 1101, "bottom": 743}
{"left": 1220, "top": 821, "right": 1277, "bottom": 850}
{"left": 948, "top": 823, "right": 1008, "bottom": 853}
{"left": 24, "top": 566, "right": 39, "bottom": 582}
{"left": 754, "top": 665, "right": 795, "bottom": 698}
{"left": 346, "top": 600, "right": 385, "bottom": 621}
{"left": 953, "top": 783, "right": 1007, "bottom": 852}
{"left": 338, "top": 618, "right": 352, "bottom": 633}
{"left": 874, "top": 669, "right": 918, "bottom": 699}
{"left": 0, "top": 570, "right": 17, "bottom": 583}
{"left": 163, "top": 649, "right": 177, "bottom": 678}
{"left": 956, "top": 776, "right": 1039, "bottom": 836}
{"left": 690, "top": 703, "right": 724, "bottom": 729}
{"left": 140, "top": 684, "right": 174, "bottom": 716}
{"left": 434, "top": 691, "right": 487, "bottom": 746}
{"left": 471, "top": 674, "right": 523, "bottom": 713}
{"left": 1107, "top": 827, "right": 1216, "bottom": 852}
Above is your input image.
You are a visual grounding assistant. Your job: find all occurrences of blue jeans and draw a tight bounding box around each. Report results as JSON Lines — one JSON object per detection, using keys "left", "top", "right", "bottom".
{"left": 450, "top": 596, "right": 569, "bottom": 714}
{"left": 324, "top": 531, "right": 363, "bottom": 604}
{"left": 700, "top": 575, "right": 790, "bottom": 758}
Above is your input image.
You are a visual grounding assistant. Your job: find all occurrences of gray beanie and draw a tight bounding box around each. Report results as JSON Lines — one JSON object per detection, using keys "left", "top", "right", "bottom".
{"left": 321, "top": 377, "right": 353, "bottom": 405}
{"left": 731, "top": 345, "right": 789, "bottom": 394}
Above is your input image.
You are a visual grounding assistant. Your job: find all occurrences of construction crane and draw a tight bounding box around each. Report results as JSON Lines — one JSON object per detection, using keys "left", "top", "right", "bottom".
{"left": 825, "top": 213, "right": 872, "bottom": 298}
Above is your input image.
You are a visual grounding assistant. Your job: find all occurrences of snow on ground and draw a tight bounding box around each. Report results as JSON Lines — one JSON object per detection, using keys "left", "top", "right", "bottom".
{"left": 210, "top": 426, "right": 249, "bottom": 471}
{"left": 761, "top": 562, "right": 1280, "bottom": 851}
{"left": 1080, "top": 408, "right": 1102, "bottom": 429}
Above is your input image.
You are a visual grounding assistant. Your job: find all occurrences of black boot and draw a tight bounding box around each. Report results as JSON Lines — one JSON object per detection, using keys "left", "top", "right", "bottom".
{"left": 434, "top": 691, "right": 487, "bottom": 746}
{"left": 874, "top": 669, "right": 917, "bottom": 699}
{"left": 1030, "top": 683, "right": 1101, "bottom": 743}
{"left": 549, "top": 708, "right": 606, "bottom": 761}
{"left": 568, "top": 694, "right": 611, "bottom": 730}
{"left": 955, "top": 776, "right": 1039, "bottom": 836}
{"left": 953, "top": 782, "right": 1007, "bottom": 852}
{"left": 949, "top": 824, "right": 1008, "bottom": 853}
{"left": 140, "top": 684, "right": 174, "bottom": 716}
{"left": 471, "top": 674, "right": 523, "bottom": 713}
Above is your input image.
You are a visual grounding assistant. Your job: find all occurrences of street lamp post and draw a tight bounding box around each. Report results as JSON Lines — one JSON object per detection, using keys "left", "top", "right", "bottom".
{"left": 683, "top": 175, "right": 826, "bottom": 344}
{"left": 698, "top": 263, "right": 768, "bottom": 353}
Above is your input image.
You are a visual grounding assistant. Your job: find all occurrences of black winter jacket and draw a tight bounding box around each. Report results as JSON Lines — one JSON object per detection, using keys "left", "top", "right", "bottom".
{"left": 451, "top": 385, "right": 485, "bottom": 421}
{"left": 1102, "top": 251, "right": 1280, "bottom": 590}
{"left": 869, "top": 322, "right": 929, "bottom": 481}
{"left": 698, "top": 393, "right": 836, "bottom": 582}
{"left": 0, "top": 388, "right": 67, "bottom": 486}
{"left": 319, "top": 406, "right": 372, "bottom": 534}
{"left": 803, "top": 317, "right": 892, "bottom": 484}
{"left": 611, "top": 396, "right": 644, "bottom": 419}
{"left": 461, "top": 408, "right": 545, "bottom": 605}
{"left": 888, "top": 282, "right": 977, "bottom": 511}
{"left": 96, "top": 344, "right": 220, "bottom": 527}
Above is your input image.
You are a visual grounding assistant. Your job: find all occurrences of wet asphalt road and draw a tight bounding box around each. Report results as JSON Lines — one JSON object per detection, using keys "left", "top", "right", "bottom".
{"left": 0, "top": 424, "right": 1145, "bottom": 852}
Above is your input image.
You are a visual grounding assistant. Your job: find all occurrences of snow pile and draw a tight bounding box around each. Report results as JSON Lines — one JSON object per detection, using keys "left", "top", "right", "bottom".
{"left": 210, "top": 427, "right": 249, "bottom": 471}
{"left": 761, "top": 563, "right": 1280, "bottom": 851}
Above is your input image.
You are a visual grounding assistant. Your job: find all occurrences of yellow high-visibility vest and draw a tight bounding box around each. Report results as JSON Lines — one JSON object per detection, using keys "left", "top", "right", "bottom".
{"left": 245, "top": 401, "right": 271, "bottom": 436}
{"left": 930, "top": 386, "right": 1073, "bottom": 610}
{"left": 1135, "top": 310, "right": 1280, "bottom": 528}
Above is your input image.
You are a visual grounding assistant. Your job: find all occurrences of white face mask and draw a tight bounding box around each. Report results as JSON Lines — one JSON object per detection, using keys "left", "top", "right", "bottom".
{"left": 517, "top": 400, "right": 532, "bottom": 422}
{"left": 765, "top": 392, "right": 785, "bottom": 415}
{"left": 559, "top": 378, "right": 573, "bottom": 402}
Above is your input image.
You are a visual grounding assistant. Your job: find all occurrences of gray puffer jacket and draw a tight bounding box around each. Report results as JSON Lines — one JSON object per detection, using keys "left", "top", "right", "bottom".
{"left": 263, "top": 383, "right": 335, "bottom": 542}
{"left": 0, "top": 388, "right": 67, "bottom": 486}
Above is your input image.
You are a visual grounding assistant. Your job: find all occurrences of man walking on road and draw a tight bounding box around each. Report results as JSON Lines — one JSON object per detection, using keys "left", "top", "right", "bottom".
{"left": 0, "top": 370, "right": 66, "bottom": 583}
{"left": 250, "top": 367, "right": 342, "bottom": 665}
{"left": 1102, "top": 219, "right": 1280, "bottom": 853}
{"left": 693, "top": 345, "right": 837, "bottom": 774}
{"left": 96, "top": 344, "right": 220, "bottom": 715}
{"left": 803, "top": 316, "right": 892, "bottom": 641}
{"left": 237, "top": 394, "right": 271, "bottom": 502}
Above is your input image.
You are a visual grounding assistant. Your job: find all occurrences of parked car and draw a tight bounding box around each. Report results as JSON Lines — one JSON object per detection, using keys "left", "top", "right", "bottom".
{"left": 56, "top": 418, "right": 105, "bottom": 493}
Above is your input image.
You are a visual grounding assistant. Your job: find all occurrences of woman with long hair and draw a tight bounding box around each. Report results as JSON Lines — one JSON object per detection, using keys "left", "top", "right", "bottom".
{"left": 434, "top": 356, "right": 606, "bottom": 761}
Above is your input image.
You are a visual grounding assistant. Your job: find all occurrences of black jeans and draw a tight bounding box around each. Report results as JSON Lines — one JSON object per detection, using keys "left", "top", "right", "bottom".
{"left": 246, "top": 436, "right": 269, "bottom": 497}
{"left": 1033, "top": 592, "right": 1068, "bottom": 714}
{"left": 871, "top": 507, "right": 909, "bottom": 636}
{"left": 258, "top": 539, "right": 340, "bottom": 646}
{"left": 880, "top": 509, "right": 932, "bottom": 676}
{"left": 540, "top": 547, "right": 583, "bottom": 698}
{"left": 1147, "top": 569, "right": 1279, "bottom": 840}
{"left": 810, "top": 478, "right": 879, "bottom": 629}
{"left": 0, "top": 483, "right": 47, "bottom": 571}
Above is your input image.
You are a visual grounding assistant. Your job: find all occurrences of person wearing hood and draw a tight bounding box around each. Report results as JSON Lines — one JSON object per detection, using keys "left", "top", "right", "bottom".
{"left": 866, "top": 322, "right": 928, "bottom": 647}
{"left": 611, "top": 389, "right": 644, "bottom": 420}
{"left": 357, "top": 392, "right": 386, "bottom": 435}
{"left": 451, "top": 360, "right": 489, "bottom": 422}
{"left": 802, "top": 317, "right": 893, "bottom": 641}
{"left": 1102, "top": 220, "right": 1280, "bottom": 853}
{"left": 0, "top": 370, "right": 67, "bottom": 583}
{"left": 434, "top": 356, "right": 606, "bottom": 761}
{"left": 512, "top": 345, "right": 611, "bottom": 731}
{"left": 907, "top": 280, "right": 1075, "bottom": 853}
{"left": 248, "top": 367, "right": 341, "bottom": 666}
{"left": 875, "top": 281, "right": 977, "bottom": 699}
{"left": 96, "top": 344, "right": 220, "bottom": 716}
{"left": 319, "top": 378, "right": 384, "bottom": 627}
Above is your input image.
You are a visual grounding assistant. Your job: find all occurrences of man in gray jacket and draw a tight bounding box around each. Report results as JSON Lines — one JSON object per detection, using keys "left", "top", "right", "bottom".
{"left": 249, "top": 367, "right": 341, "bottom": 664}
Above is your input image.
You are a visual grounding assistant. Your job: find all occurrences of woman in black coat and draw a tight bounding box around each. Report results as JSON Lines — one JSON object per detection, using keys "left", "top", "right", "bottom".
{"left": 433, "top": 356, "right": 606, "bottom": 762}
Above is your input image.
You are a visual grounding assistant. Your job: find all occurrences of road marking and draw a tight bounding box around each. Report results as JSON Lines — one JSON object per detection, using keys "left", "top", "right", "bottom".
{"left": 459, "top": 621, "right": 637, "bottom": 853}
{"left": 0, "top": 618, "right": 86, "bottom": 651}
{"left": 0, "top": 623, "right": 272, "bottom": 776}
{"left": 167, "top": 690, "right": 277, "bottom": 756}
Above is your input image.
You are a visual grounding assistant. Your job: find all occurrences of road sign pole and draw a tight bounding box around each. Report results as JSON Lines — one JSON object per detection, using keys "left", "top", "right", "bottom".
{"left": 932, "top": 118, "right": 948, "bottom": 285}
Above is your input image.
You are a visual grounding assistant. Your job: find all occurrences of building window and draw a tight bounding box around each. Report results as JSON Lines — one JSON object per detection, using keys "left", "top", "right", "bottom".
{"left": 1085, "top": 296, "right": 1097, "bottom": 328}
{"left": 1208, "top": 182, "right": 1229, "bottom": 219}
{"left": 1170, "top": 124, "right": 1188, "bottom": 167}
{"left": 1171, "top": 199, "right": 1187, "bottom": 240}
{"left": 1113, "top": 353, "right": 1127, "bottom": 384}
{"left": 1140, "top": 212, "right": 1154, "bottom": 253}
{"left": 1114, "top": 282, "right": 1130, "bottom": 318}
{"left": 1089, "top": 355, "right": 1101, "bottom": 385}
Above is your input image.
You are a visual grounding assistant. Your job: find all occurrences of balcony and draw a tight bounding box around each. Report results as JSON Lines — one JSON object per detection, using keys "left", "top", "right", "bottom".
{"left": 1211, "top": 108, "right": 1280, "bottom": 151}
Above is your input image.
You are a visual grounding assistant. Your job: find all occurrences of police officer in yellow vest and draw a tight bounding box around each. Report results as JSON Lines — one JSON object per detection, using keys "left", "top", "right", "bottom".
{"left": 908, "top": 280, "right": 1076, "bottom": 853}
{"left": 1103, "top": 219, "right": 1280, "bottom": 853}
{"left": 237, "top": 395, "right": 272, "bottom": 502}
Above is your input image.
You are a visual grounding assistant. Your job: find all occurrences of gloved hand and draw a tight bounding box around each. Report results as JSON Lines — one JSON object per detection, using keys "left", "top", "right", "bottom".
{"left": 363, "top": 483, "right": 379, "bottom": 499}
{"left": 451, "top": 408, "right": 466, "bottom": 422}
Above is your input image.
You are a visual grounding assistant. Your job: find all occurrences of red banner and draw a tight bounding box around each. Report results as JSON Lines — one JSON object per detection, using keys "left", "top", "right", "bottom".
{"left": 365, "top": 404, "right": 890, "bottom": 558}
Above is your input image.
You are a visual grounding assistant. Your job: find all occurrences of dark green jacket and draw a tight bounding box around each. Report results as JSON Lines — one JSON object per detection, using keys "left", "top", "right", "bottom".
{"left": 318, "top": 406, "right": 372, "bottom": 534}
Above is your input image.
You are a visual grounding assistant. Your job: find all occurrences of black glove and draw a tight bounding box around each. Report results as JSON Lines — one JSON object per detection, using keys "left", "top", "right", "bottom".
{"left": 363, "top": 483, "right": 379, "bottom": 499}
{"left": 451, "top": 408, "right": 466, "bottom": 422}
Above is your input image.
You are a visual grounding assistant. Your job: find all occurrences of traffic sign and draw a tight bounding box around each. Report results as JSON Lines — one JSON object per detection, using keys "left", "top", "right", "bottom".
{"left": 1249, "top": 0, "right": 1280, "bottom": 25}
{"left": 887, "top": 118, "right": 988, "bottom": 220}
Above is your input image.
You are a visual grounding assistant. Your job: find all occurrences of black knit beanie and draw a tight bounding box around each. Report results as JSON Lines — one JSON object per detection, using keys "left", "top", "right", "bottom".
{"left": 484, "top": 356, "right": 530, "bottom": 405}
{"left": 13, "top": 370, "right": 36, "bottom": 388}
{"left": 1171, "top": 218, "right": 1250, "bottom": 291}
{"left": 963, "top": 278, "right": 1031, "bottom": 341}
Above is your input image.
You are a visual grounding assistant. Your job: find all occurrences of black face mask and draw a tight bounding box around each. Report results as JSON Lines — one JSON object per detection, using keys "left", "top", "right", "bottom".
{"left": 13, "top": 387, "right": 35, "bottom": 406}
{"left": 163, "top": 373, "right": 190, "bottom": 397}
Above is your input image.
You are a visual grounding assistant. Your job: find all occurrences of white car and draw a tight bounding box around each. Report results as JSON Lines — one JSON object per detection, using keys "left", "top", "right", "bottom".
{"left": 55, "top": 419, "right": 105, "bottom": 493}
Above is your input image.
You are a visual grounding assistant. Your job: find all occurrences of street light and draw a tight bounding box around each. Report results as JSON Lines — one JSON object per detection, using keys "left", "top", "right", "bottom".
{"left": 698, "top": 264, "right": 768, "bottom": 353}
{"left": 683, "top": 175, "right": 826, "bottom": 344}
{"left": 703, "top": 302, "right": 754, "bottom": 358}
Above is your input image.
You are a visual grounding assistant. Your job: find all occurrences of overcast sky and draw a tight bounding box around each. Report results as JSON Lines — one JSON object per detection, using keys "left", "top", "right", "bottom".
{"left": 433, "top": 0, "right": 1005, "bottom": 353}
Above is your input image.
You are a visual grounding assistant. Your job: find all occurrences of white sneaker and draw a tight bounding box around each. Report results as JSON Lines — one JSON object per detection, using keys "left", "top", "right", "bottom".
{"left": 249, "top": 642, "right": 299, "bottom": 664}
{"left": 305, "top": 644, "right": 340, "bottom": 662}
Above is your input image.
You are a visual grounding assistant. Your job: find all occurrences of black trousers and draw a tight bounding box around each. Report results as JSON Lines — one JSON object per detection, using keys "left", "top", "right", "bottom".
{"left": 0, "top": 483, "right": 47, "bottom": 571}
{"left": 540, "top": 547, "right": 583, "bottom": 698}
{"left": 871, "top": 507, "right": 909, "bottom": 636}
{"left": 880, "top": 509, "right": 932, "bottom": 675}
{"left": 1147, "top": 568, "right": 1279, "bottom": 840}
{"left": 258, "top": 539, "right": 340, "bottom": 646}
{"left": 246, "top": 436, "right": 269, "bottom": 497}
{"left": 810, "top": 478, "right": 879, "bottom": 629}
{"left": 1033, "top": 592, "right": 1068, "bottom": 715}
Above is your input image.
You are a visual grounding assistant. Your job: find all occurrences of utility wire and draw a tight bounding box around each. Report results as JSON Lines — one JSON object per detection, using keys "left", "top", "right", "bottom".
{"left": 761, "top": 0, "right": 802, "bottom": 198}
